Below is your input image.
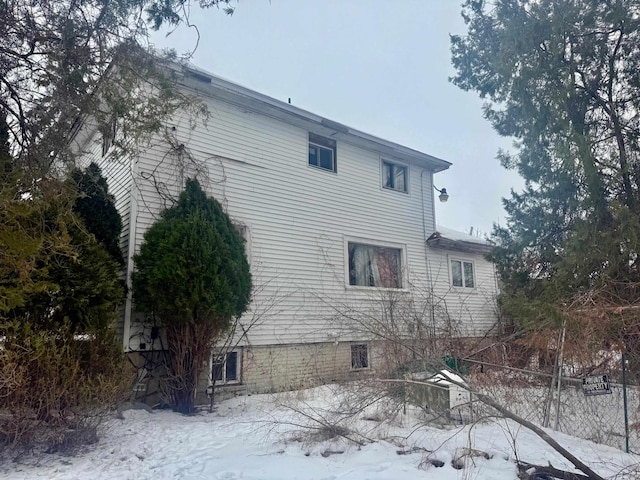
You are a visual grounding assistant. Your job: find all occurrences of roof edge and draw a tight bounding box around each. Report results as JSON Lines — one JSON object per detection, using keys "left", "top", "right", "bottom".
{"left": 177, "top": 64, "right": 452, "bottom": 172}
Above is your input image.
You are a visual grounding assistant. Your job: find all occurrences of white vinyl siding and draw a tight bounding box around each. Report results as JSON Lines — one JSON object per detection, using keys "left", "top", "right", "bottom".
{"left": 121, "top": 94, "right": 439, "bottom": 347}
{"left": 82, "top": 88, "right": 502, "bottom": 347}
{"left": 427, "top": 248, "right": 499, "bottom": 337}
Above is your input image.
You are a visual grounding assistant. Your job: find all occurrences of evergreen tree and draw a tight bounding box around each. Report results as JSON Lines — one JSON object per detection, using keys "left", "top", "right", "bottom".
{"left": 133, "top": 179, "right": 251, "bottom": 413}
{"left": 72, "top": 163, "right": 124, "bottom": 267}
{"left": 1, "top": 0, "right": 233, "bottom": 172}
{"left": 1, "top": 189, "right": 124, "bottom": 332}
{"left": 451, "top": 0, "right": 640, "bottom": 327}
{"left": 1, "top": 160, "right": 124, "bottom": 332}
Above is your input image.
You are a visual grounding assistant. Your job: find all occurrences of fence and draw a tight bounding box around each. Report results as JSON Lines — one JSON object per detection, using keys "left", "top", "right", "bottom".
{"left": 465, "top": 358, "right": 640, "bottom": 454}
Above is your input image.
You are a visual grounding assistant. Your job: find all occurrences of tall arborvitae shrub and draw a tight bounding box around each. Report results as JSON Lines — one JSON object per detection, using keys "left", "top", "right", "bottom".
{"left": 132, "top": 179, "right": 251, "bottom": 413}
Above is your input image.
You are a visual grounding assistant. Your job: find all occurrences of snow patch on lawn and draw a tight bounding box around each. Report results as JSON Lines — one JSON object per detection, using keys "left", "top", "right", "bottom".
{"left": 3, "top": 385, "right": 639, "bottom": 480}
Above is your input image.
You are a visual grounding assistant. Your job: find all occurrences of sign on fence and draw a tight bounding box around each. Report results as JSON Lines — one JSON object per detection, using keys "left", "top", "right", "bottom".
{"left": 582, "top": 374, "right": 612, "bottom": 396}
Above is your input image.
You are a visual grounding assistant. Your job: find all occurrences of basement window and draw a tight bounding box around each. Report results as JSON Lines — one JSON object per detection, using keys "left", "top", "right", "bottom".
{"left": 351, "top": 344, "right": 369, "bottom": 369}
{"left": 212, "top": 351, "right": 240, "bottom": 384}
{"left": 308, "top": 133, "right": 336, "bottom": 172}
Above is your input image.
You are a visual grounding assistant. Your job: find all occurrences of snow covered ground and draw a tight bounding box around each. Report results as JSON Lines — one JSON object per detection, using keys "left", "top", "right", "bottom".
{"left": 3, "top": 385, "right": 639, "bottom": 479}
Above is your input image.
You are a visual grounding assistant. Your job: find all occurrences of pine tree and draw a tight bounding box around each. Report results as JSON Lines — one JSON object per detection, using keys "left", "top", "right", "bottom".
{"left": 451, "top": 0, "right": 640, "bottom": 328}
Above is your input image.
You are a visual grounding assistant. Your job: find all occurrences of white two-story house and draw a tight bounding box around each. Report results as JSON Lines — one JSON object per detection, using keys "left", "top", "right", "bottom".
{"left": 74, "top": 64, "right": 500, "bottom": 402}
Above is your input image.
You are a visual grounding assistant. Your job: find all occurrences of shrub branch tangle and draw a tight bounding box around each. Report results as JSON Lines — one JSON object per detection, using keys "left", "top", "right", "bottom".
{"left": 133, "top": 179, "right": 251, "bottom": 413}
{"left": 0, "top": 160, "right": 131, "bottom": 451}
{"left": 1, "top": 0, "right": 234, "bottom": 173}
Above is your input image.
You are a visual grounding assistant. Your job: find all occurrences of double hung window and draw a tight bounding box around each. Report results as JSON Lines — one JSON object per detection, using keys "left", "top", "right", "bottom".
{"left": 308, "top": 133, "right": 336, "bottom": 172}
{"left": 450, "top": 259, "right": 475, "bottom": 288}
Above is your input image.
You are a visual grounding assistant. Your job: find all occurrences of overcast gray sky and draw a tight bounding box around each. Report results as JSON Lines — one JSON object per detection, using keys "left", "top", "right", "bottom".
{"left": 151, "top": 0, "right": 522, "bottom": 236}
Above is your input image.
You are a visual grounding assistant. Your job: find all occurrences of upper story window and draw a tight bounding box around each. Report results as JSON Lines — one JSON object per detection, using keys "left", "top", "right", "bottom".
{"left": 450, "top": 259, "right": 475, "bottom": 288}
{"left": 348, "top": 241, "right": 403, "bottom": 288}
{"left": 382, "top": 160, "right": 408, "bottom": 193}
{"left": 308, "top": 133, "right": 336, "bottom": 172}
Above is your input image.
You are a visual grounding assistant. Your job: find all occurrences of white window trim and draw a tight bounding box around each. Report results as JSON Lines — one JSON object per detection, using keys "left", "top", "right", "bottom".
{"left": 380, "top": 158, "right": 409, "bottom": 194}
{"left": 210, "top": 349, "right": 241, "bottom": 385}
{"left": 448, "top": 256, "right": 477, "bottom": 289}
{"left": 350, "top": 343, "right": 370, "bottom": 370}
{"left": 344, "top": 236, "right": 409, "bottom": 291}
{"left": 308, "top": 137, "right": 337, "bottom": 173}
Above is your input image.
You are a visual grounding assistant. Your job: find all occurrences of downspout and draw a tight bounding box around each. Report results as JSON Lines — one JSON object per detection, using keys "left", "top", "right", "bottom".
{"left": 421, "top": 170, "right": 436, "bottom": 329}
{"left": 122, "top": 157, "right": 140, "bottom": 352}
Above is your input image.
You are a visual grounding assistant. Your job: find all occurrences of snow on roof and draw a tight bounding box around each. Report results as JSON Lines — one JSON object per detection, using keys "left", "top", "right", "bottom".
{"left": 434, "top": 225, "right": 493, "bottom": 246}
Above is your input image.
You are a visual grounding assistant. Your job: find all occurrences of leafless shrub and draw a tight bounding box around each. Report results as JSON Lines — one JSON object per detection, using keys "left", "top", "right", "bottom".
{"left": 0, "top": 322, "right": 133, "bottom": 454}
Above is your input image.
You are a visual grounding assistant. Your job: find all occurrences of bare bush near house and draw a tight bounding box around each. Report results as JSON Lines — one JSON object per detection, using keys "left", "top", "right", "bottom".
{"left": 269, "top": 383, "right": 405, "bottom": 449}
{"left": 208, "top": 276, "right": 290, "bottom": 410}
{"left": 279, "top": 285, "right": 623, "bottom": 479}
{"left": 0, "top": 323, "right": 133, "bottom": 454}
{"left": 323, "top": 288, "right": 452, "bottom": 370}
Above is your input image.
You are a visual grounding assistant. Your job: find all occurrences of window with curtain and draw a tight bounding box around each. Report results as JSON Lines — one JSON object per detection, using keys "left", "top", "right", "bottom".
{"left": 348, "top": 242, "right": 402, "bottom": 288}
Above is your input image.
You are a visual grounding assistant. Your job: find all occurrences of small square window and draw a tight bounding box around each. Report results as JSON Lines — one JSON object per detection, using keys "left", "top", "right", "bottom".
{"left": 451, "top": 260, "right": 475, "bottom": 288}
{"left": 212, "top": 351, "right": 240, "bottom": 384}
{"left": 382, "top": 161, "right": 408, "bottom": 193}
{"left": 351, "top": 344, "right": 369, "bottom": 369}
{"left": 308, "top": 133, "right": 336, "bottom": 172}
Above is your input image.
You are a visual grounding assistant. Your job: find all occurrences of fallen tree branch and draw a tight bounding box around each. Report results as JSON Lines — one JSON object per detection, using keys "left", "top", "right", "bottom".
{"left": 472, "top": 390, "right": 604, "bottom": 480}
{"left": 518, "top": 461, "right": 591, "bottom": 480}
{"left": 380, "top": 377, "right": 605, "bottom": 480}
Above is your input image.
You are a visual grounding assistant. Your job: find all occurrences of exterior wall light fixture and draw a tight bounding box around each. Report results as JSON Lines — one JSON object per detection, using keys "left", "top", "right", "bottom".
{"left": 434, "top": 186, "right": 449, "bottom": 203}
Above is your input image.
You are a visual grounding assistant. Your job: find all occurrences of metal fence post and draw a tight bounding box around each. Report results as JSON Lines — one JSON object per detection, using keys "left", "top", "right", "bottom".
{"left": 622, "top": 352, "right": 630, "bottom": 454}
{"left": 553, "top": 321, "right": 566, "bottom": 431}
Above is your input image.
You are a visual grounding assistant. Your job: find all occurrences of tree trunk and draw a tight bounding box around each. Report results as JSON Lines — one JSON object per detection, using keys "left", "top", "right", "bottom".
{"left": 165, "top": 321, "right": 220, "bottom": 414}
